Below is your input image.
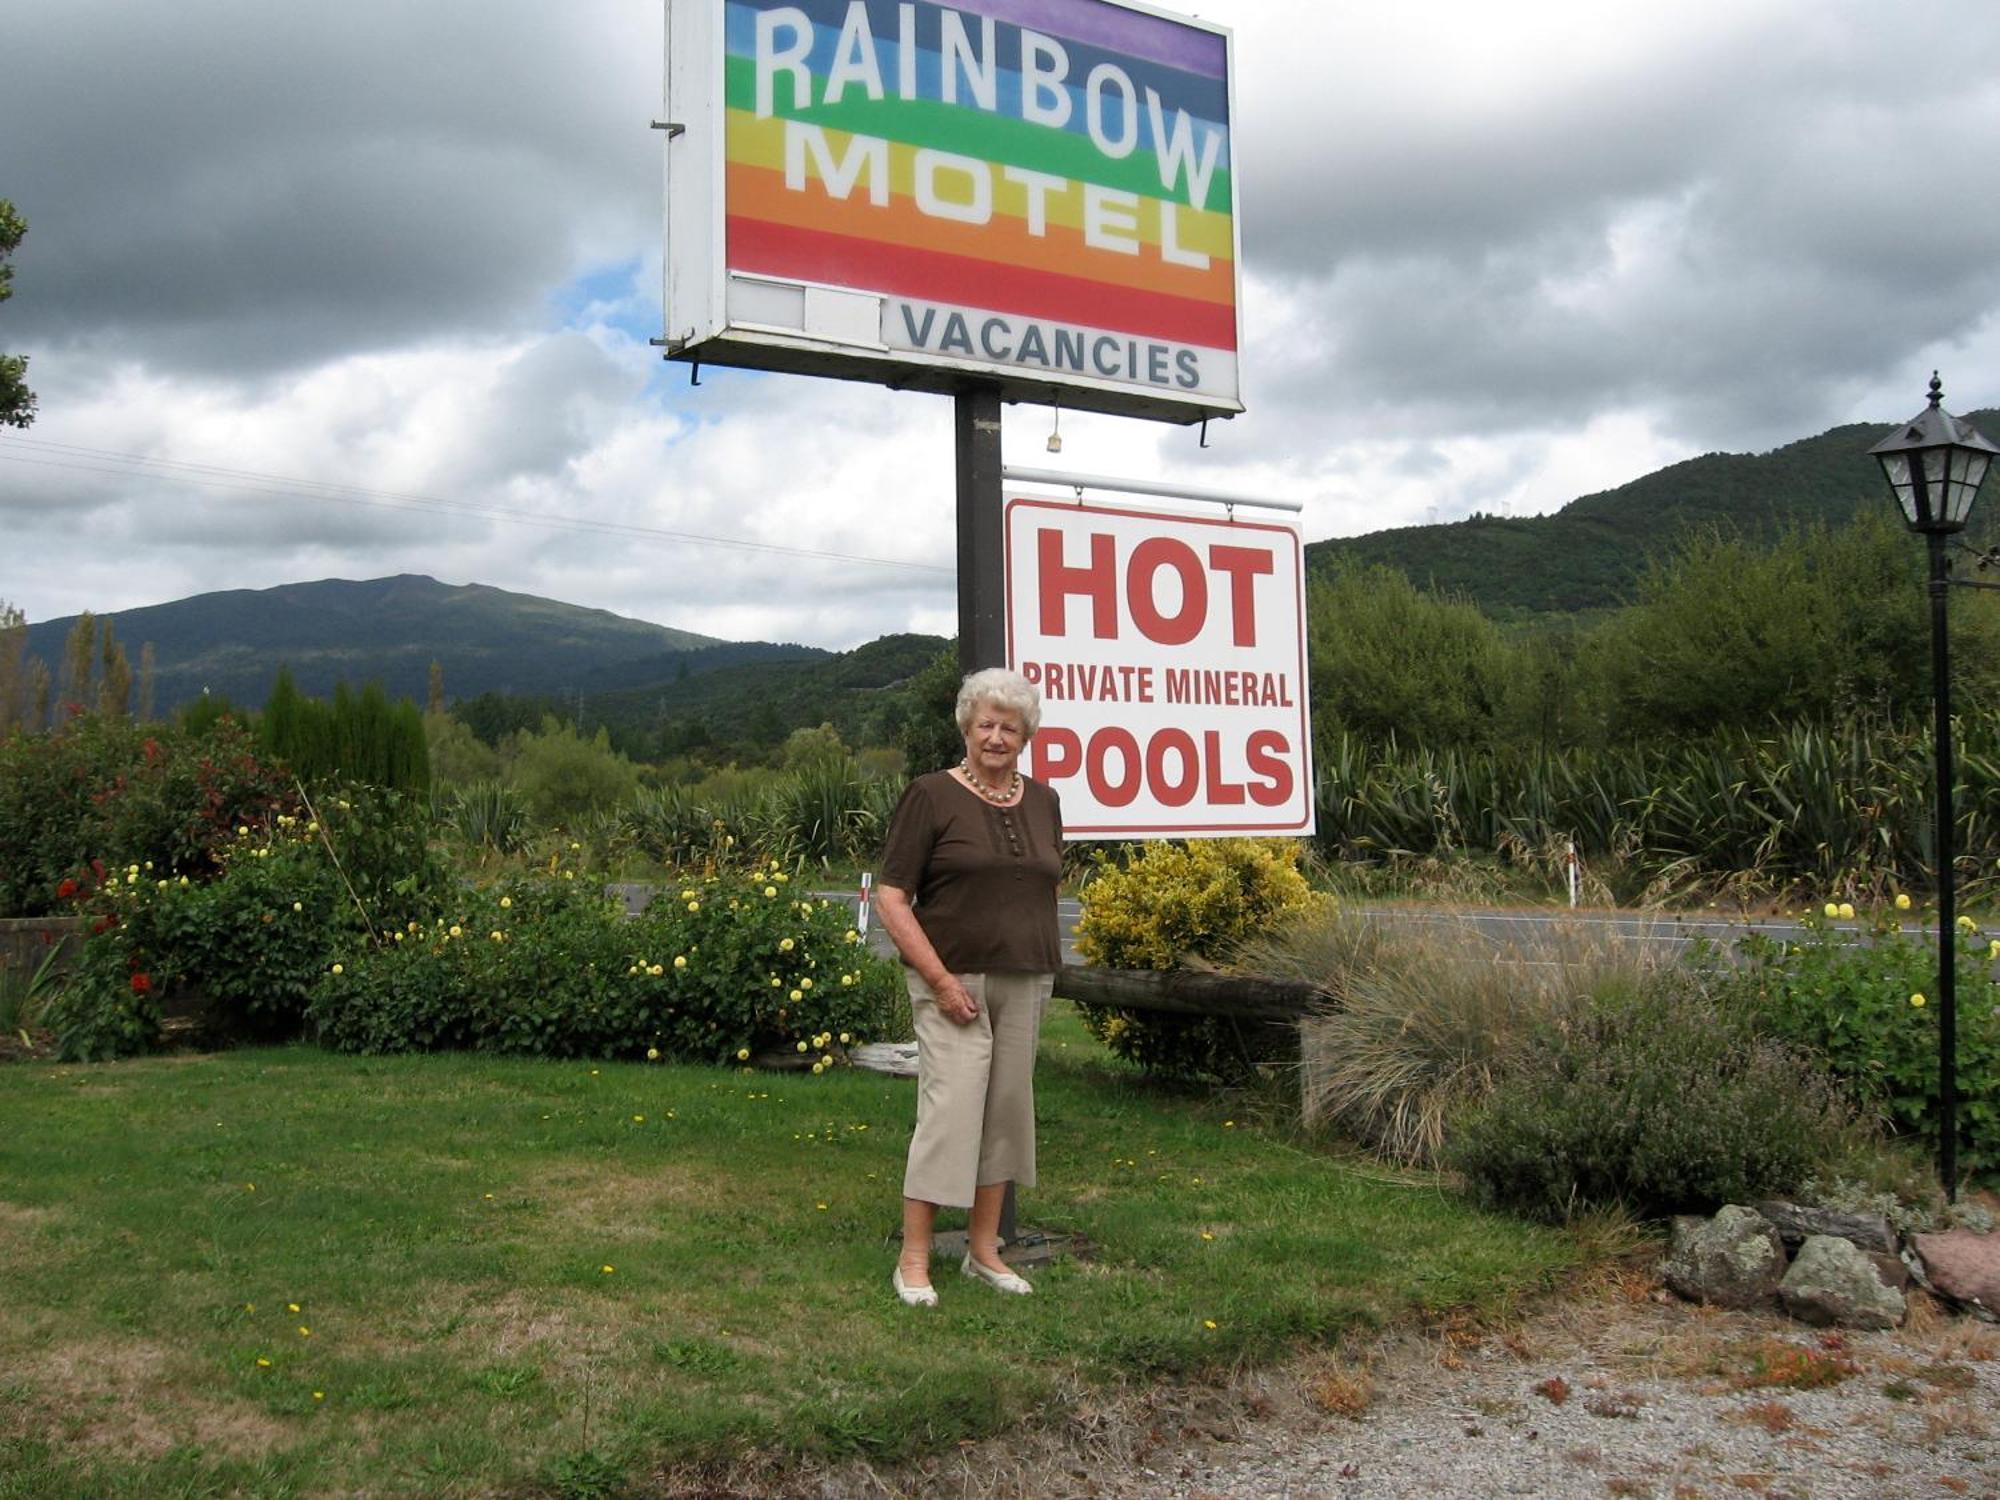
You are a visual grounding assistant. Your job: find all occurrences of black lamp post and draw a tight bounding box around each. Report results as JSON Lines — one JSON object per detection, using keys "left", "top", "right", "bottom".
{"left": 1869, "top": 373, "right": 2000, "bottom": 1200}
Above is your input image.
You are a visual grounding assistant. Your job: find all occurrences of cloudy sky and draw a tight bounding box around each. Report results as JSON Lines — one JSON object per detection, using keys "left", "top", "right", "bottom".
{"left": 4, "top": 0, "right": 2000, "bottom": 650}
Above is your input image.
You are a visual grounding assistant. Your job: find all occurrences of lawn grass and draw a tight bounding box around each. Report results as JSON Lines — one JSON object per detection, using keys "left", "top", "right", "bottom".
{"left": 0, "top": 1006, "right": 1577, "bottom": 1497}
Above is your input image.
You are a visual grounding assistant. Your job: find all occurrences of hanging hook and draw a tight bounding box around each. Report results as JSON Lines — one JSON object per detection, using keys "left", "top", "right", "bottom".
{"left": 1199, "top": 417, "right": 1210, "bottom": 449}
{"left": 690, "top": 360, "right": 702, "bottom": 387}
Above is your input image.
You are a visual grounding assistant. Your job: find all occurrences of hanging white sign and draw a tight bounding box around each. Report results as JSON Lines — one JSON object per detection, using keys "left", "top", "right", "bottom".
{"left": 1004, "top": 495, "right": 1314, "bottom": 837}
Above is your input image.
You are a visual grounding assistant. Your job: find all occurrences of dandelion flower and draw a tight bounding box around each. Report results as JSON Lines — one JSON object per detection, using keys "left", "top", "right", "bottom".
{"left": 490, "top": 930, "right": 504, "bottom": 942}
{"left": 312, "top": 1391, "right": 324, "bottom": 1401}
{"left": 256, "top": 1357, "right": 271, "bottom": 1368}
{"left": 1203, "top": 1320, "right": 1217, "bottom": 1331}
{"left": 816, "top": 1201, "right": 828, "bottom": 1210}
{"left": 633, "top": 1115, "right": 645, "bottom": 1123}
{"left": 1912, "top": 992, "right": 1928, "bottom": 1008}
{"left": 298, "top": 1326, "right": 311, "bottom": 1338}
{"left": 1201, "top": 1231, "right": 1214, "bottom": 1241}
{"left": 601, "top": 1264, "right": 615, "bottom": 1274}
{"left": 811, "top": 1062, "right": 825, "bottom": 1075}
{"left": 288, "top": 1303, "right": 301, "bottom": 1313}
{"left": 1897, "top": 893, "right": 1913, "bottom": 911}
{"left": 649, "top": 964, "right": 665, "bottom": 977}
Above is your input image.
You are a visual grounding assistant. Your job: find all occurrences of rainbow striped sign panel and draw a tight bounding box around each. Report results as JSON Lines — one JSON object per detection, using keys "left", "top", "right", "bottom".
{"left": 664, "top": 0, "right": 1241, "bottom": 424}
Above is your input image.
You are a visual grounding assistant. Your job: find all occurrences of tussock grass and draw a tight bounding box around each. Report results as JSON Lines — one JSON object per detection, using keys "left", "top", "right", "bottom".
{"left": 0, "top": 1005, "right": 1573, "bottom": 1497}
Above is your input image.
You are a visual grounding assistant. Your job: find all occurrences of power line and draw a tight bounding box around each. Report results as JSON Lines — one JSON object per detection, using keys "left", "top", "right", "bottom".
{"left": 0, "top": 434, "right": 955, "bottom": 576}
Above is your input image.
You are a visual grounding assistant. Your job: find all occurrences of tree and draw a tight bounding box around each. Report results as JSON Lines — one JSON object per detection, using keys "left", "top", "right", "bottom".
{"left": 0, "top": 199, "right": 35, "bottom": 429}
{"left": 97, "top": 618, "right": 131, "bottom": 719}
{"left": 0, "top": 600, "right": 26, "bottom": 736}
{"left": 137, "top": 642, "right": 156, "bottom": 721}
{"left": 1307, "top": 565, "right": 1515, "bottom": 748}
{"left": 59, "top": 612, "right": 97, "bottom": 713}
{"left": 427, "top": 659, "right": 445, "bottom": 715}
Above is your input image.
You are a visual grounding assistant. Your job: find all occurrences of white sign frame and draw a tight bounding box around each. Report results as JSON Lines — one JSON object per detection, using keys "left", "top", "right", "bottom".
{"left": 1004, "top": 495, "right": 1314, "bottom": 837}
{"left": 662, "top": 0, "right": 1244, "bottom": 425}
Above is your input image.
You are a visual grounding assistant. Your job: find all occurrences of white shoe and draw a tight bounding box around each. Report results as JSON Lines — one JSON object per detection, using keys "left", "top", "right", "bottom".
{"left": 892, "top": 1265, "right": 938, "bottom": 1307}
{"left": 961, "top": 1253, "right": 1033, "bottom": 1295}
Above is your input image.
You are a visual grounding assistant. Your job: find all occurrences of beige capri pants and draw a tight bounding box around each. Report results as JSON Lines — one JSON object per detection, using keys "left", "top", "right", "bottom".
{"left": 902, "top": 970, "right": 1055, "bottom": 1209}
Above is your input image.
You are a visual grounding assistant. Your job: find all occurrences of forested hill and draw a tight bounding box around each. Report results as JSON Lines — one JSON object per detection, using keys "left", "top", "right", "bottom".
{"left": 24, "top": 574, "right": 725, "bottom": 712}
{"left": 1305, "top": 411, "right": 2000, "bottom": 616}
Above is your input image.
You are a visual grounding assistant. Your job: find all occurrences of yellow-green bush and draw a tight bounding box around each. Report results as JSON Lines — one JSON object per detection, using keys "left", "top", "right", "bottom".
{"left": 1073, "top": 839, "right": 1331, "bottom": 1081}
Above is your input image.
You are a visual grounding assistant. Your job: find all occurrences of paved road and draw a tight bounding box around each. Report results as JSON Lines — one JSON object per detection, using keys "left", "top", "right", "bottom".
{"left": 827, "top": 891, "right": 1895, "bottom": 969}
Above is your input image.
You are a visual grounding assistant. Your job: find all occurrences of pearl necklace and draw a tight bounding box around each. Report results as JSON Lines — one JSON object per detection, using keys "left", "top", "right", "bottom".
{"left": 959, "top": 759, "right": 1021, "bottom": 805}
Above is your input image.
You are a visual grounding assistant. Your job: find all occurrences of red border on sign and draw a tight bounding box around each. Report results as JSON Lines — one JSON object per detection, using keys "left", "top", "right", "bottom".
{"left": 1003, "top": 495, "right": 1314, "bottom": 837}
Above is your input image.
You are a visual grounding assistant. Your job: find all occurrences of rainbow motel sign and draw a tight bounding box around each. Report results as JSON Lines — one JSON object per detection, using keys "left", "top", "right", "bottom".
{"left": 662, "top": 0, "right": 1242, "bottom": 423}
{"left": 1007, "top": 496, "right": 1312, "bottom": 836}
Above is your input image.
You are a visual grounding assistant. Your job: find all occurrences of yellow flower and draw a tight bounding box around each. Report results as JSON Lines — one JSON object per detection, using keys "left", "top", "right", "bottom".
{"left": 449, "top": 924, "right": 462, "bottom": 938}
{"left": 564, "top": 871, "right": 575, "bottom": 880}
{"left": 633, "top": 1115, "right": 645, "bottom": 1123}
{"left": 393, "top": 931, "right": 403, "bottom": 942}
{"left": 1958, "top": 915, "right": 1979, "bottom": 933}
{"left": 330, "top": 963, "right": 343, "bottom": 976}
{"left": 490, "top": 930, "right": 504, "bottom": 942}
{"left": 674, "top": 955, "right": 687, "bottom": 970}
{"left": 256, "top": 1357, "right": 271, "bottom": 1368}
{"left": 312, "top": 1391, "right": 324, "bottom": 1401}
{"left": 789, "top": 989, "right": 803, "bottom": 1002}
{"left": 500, "top": 896, "right": 512, "bottom": 909}
{"left": 1838, "top": 902, "right": 1855, "bottom": 921}
{"left": 649, "top": 964, "right": 664, "bottom": 977}
{"left": 737, "top": 1048, "right": 750, "bottom": 1061}
{"left": 816, "top": 1201, "right": 828, "bottom": 1210}
{"left": 1823, "top": 902, "right": 1839, "bottom": 919}
{"left": 646, "top": 1047, "right": 661, "bottom": 1060}
{"left": 1201, "top": 1231, "right": 1214, "bottom": 1241}
{"left": 1224, "top": 1120, "right": 1236, "bottom": 1129}
{"left": 800, "top": 977, "right": 813, "bottom": 990}
{"left": 292, "top": 901, "right": 302, "bottom": 913}
{"left": 1202, "top": 1320, "right": 1217, "bottom": 1331}
{"left": 796, "top": 1040, "right": 808, "bottom": 1053}
{"left": 775, "top": 872, "right": 789, "bottom": 883}
{"left": 764, "top": 886, "right": 778, "bottom": 898}
{"left": 838, "top": 1032, "right": 851, "bottom": 1044}
{"left": 601, "top": 1264, "right": 615, "bottom": 1274}
{"left": 686, "top": 899, "right": 699, "bottom": 912}
{"left": 1912, "top": 992, "right": 1927, "bottom": 1008}
{"left": 811, "top": 1062, "right": 825, "bottom": 1075}
{"left": 1896, "top": 893, "right": 1913, "bottom": 911}
{"left": 1990, "top": 940, "right": 2000, "bottom": 960}
{"left": 237, "top": 825, "right": 249, "bottom": 836}
{"left": 298, "top": 1326, "right": 311, "bottom": 1338}
{"left": 779, "top": 938, "right": 795, "bottom": 952}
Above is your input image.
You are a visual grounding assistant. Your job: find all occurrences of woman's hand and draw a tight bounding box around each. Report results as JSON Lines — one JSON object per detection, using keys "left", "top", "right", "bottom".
{"left": 932, "top": 974, "right": 980, "bottom": 1026}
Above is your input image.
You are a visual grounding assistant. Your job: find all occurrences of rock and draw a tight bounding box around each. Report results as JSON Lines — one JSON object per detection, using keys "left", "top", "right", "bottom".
{"left": 1779, "top": 1234, "right": 1906, "bottom": 1330}
{"left": 1662, "top": 1205, "right": 1786, "bottom": 1311}
{"left": 1912, "top": 1229, "right": 2000, "bottom": 1320}
{"left": 1752, "top": 1200, "right": 1897, "bottom": 1255}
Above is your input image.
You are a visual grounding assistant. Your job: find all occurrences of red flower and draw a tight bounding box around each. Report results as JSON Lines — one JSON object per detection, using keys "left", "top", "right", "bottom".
{"left": 130, "top": 973, "right": 152, "bottom": 995}
{"left": 56, "top": 878, "right": 78, "bottom": 900}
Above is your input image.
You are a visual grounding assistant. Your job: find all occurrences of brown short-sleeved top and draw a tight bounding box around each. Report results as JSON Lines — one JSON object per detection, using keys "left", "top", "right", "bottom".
{"left": 878, "top": 770, "right": 1064, "bottom": 973}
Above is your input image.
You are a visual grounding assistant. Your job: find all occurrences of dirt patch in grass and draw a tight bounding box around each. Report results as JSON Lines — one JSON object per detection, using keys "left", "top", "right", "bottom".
{"left": 1, "top": 1334, "right": 290, "bottom": 1462}
{"left": 519, "top": 1160, "right": 740, "bottom": 1242}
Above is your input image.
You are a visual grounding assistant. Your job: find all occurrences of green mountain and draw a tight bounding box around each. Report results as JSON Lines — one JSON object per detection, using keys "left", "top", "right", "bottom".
{"left": 25, "top": 574, "right": 725, "bottom": 712}
{"left": 1305, "top": 411, "right": 2000, "bottom": 616}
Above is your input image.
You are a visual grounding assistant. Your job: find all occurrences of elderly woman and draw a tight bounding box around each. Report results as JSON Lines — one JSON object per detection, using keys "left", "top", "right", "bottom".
{"left": 876, "top": 667, "right": 1064, "bottom": 1305}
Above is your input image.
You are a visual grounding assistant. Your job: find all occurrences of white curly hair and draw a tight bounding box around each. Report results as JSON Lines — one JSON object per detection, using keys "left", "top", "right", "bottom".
{"left": 954, "top": 667, "right": 1042, "bottom": 738}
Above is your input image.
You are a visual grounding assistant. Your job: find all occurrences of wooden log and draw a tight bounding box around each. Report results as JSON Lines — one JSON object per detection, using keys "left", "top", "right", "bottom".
{"left": 1053, "top": 964, "right": 1327, "bottom": 1022}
